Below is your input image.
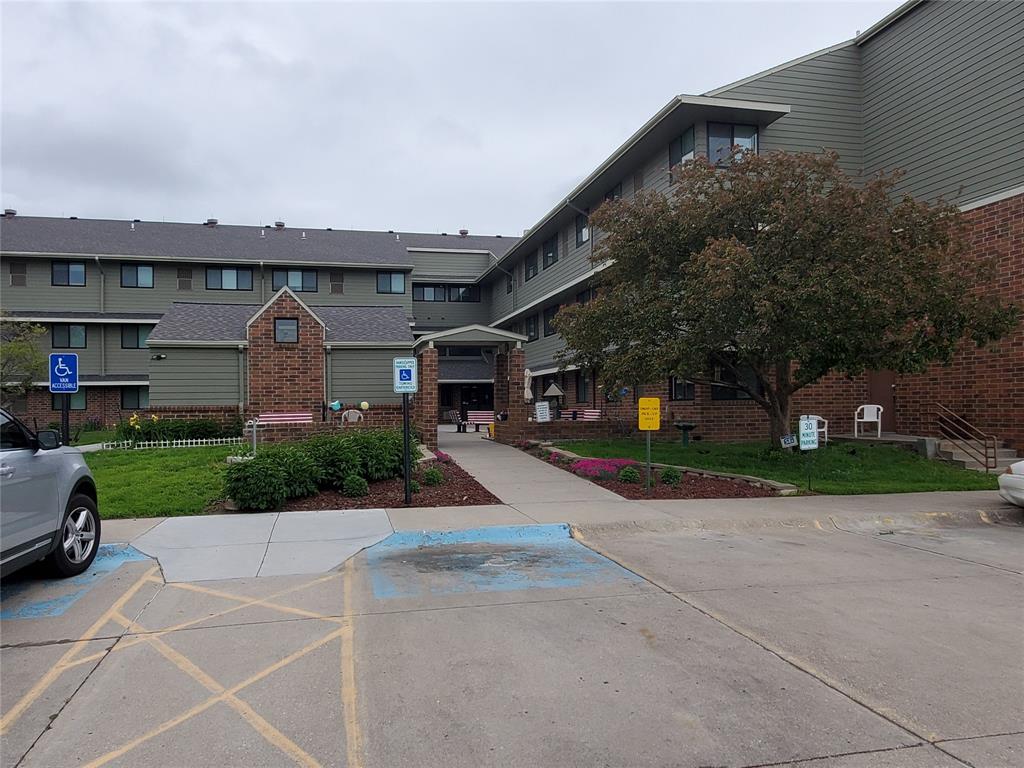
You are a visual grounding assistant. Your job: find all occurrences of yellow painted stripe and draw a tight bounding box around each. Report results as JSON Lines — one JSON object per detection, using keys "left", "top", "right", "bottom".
{"left": 341, "top": 559, "right": 364, "bottom": 768}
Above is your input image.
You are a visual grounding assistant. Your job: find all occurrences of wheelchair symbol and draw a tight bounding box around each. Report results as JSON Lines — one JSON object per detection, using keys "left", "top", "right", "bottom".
{"left": 399, "top": 369, "right": 412, "bottom": 381}
{"left": 54, "top": 358, "right": 72, "bottom": 377}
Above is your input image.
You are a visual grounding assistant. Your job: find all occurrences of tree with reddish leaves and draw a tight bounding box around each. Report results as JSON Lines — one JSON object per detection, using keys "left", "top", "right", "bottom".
{"left": 555, "top": 150, "right": 1018, "bottom": 445}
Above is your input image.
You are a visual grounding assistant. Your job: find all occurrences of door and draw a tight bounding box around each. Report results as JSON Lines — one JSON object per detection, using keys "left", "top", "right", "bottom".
{"left": 0, "top": 412, "right": 62, "bottom": 562}
{"left": 458, "top": 384, "right": 494, "bottom": 420}
{"left": 866, "top": 370, "right": 896, "bottom": 432}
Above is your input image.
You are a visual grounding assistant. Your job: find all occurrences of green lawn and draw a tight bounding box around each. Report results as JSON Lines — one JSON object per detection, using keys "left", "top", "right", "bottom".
{"left": 553, "top": 439, "right": 999, "bottom": 495}
{"left": 72, "top": 429, "right": 117, "bottom": 446}
{"left": 84, "top": 446, "right": 234, "bottom": 518}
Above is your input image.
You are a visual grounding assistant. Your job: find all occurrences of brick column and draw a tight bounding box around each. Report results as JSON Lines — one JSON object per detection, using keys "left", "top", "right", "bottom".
{"left": 494, "top": 346, "right": 527, "bottom": 444}
{"left": 412, "top": 346, "right": 439, "bottom": 451}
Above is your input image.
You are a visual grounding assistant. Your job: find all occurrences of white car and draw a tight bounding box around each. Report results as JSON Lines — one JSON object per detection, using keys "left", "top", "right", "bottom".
{"left": 998, "top": 460, "right": 1024, "bottom": 508}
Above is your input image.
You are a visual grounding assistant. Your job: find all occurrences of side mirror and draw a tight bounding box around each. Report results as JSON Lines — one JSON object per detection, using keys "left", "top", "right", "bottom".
{"left": 36, "top": 430, "right": 62, "bottom": 450}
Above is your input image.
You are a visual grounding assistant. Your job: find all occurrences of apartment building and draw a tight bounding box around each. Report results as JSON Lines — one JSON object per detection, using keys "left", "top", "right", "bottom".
{"left": 1, "top": 0, "right": 1021, "bottom": 447}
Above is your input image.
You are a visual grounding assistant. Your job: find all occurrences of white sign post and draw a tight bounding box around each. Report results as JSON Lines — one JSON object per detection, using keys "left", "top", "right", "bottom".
{"left": 798, "top": 417, "right": 820, "bottom": 491}
{"left": 393, "top": 357, "right": 418, "bottom": 504}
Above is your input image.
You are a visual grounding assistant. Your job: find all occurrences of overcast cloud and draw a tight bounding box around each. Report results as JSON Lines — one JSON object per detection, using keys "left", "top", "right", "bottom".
{"left": 2, "top": 1, "right": 901, "bottom": 236}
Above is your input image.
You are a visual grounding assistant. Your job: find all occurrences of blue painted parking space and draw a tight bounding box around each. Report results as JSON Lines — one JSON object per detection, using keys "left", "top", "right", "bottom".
{"left": 0, "top": 544, "right": 152, "bottom": 620}
{"left": 366, "top": 524, "right": 641, "bottom": 599}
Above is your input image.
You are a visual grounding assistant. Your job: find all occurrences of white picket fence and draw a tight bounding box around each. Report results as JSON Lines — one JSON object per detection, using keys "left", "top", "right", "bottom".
{"left": 102, "top": 437, "right": 245, "bottom": 450}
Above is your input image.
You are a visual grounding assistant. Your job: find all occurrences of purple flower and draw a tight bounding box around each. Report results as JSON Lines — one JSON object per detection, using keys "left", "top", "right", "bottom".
{"left": 570, "top": 458, "right": 638, "bottom": 479}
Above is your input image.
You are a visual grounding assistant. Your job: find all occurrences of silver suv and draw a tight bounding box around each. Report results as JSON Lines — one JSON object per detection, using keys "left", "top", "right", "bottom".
{"left": 0, "top": 409, "right": 101, "bottom": 577}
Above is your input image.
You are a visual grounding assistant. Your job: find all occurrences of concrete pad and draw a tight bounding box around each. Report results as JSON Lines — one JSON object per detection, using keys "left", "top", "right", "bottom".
{"left": 269, "top": 508, "right": 392, "bottom": 543}
{"left": 480, "top": 478, "right": 622, "bottom": 503}
{"left": 0, "top": 639, "right": 114, "bottom": 768}
{"left": 512, "top": 499, "right": 675, "bottom": 525}
{"left": 102, "top": 517, "right": 166, "bottom": 543}
{"left": 133, "top": 513, "right": 277, "bottom": 549}
{"left": 353, "top": 591, "right": 914, "bottom": 767}
{"left": 151, "top": 543, "right": 268, "bottom": 582}
{"left": 938, "top": 733, "right": 1024, "bottom": 768}
{"left": 779, "top": 744, "right": 964, "bottom": 766}
{"left": 386, "top": 504, "right": 533, "bottom": 531}
{"left": 258, "top": 539, "right": 374, "bottom": 577}
{"left": 859, "top": 525, "right": 1024, "bottom": 573}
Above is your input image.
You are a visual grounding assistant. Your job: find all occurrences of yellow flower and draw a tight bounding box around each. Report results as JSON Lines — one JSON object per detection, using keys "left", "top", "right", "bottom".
{"left": 151, "top": 414, "right": 159, "bottom": 423}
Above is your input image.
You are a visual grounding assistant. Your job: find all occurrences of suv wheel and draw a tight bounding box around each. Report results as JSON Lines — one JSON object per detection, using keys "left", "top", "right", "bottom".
{"left": 48, "top": 494, "right": 101, "bottom": 577}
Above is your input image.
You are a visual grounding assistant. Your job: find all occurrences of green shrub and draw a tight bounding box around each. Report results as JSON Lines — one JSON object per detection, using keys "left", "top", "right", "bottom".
{"left": 352, "top": 429, "right": 404, "bottom": 481}
{"left": 660, "top": 466, "right": 682, "bottom": 486}
{"left": 115, "top": 416, "right": 228, "bottom": 443}
{"left": 410, "top": 479, "right": 421, "bottom": 494}
{"left": 618, "top": 466, "right": 642, "bottom": 484}
{"left": 342, "top": 473, "right": 369, "bottom": 497}
{"left": 421, "top": 466, "right": 444, "bottom": 486}
{"left": 302, "top": 435, "right": 361, "bottom": 489}
{"left": 225, "top": 456, "right": 287, "bottom": 511}
{"left": 263, "top": 446, "right": 320, "bottom": 499}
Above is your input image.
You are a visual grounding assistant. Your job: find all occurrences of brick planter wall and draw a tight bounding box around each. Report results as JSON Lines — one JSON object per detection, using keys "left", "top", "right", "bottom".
{"left": 411, "top": 348, "right": 438, "bottom": 451}
{"left": 246, "top": 292, "right": 325, "bottom": 414}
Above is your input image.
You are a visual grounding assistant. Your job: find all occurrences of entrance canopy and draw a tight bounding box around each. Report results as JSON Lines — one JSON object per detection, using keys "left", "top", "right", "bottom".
{"left": 414, "top": 324, "right": 527, "bottom": 352}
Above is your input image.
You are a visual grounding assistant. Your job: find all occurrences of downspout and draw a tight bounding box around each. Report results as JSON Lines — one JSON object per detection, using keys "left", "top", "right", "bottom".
{"left": 237, "top": 344, "right": 246, "bottom": 414}
{"left": 324, "top": 347, "right": 331, "bottom": 420}
{"left": 95, "top": 257, "right": 106, "bottom": 374}
{"left": 259, "top": 261, "right": 265, "bottom": 302}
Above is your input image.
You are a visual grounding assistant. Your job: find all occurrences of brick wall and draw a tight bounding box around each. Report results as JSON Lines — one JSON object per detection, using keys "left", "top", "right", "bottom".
{"left": 22, "top": 386, "right": 129, "bottom": 430}
{"left": 411, "top": 348, "right": 438, "bottom": 451}
{"left": 246, "top": 292, "right": 325, "bottom": 414}
{"left": 246, "top": 405, "right": 405, "bottom": 443}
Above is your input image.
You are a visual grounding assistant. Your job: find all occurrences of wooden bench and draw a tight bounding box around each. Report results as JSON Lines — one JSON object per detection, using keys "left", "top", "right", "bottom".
{"left": 560, "top": 409, "right": 602, "bottom": 421}
{"left": 465, "top": 410, "right": 495, "bottom": 432}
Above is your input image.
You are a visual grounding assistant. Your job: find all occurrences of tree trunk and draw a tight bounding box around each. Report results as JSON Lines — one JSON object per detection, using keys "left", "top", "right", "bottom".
{"left": 765, "top": 387, "right": 792, "bottom": 447}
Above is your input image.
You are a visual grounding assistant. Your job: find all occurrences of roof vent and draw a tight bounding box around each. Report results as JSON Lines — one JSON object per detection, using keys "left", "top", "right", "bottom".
{"left": 70, "top": 216, "right": 78, "bottom": 220}
{"left": 133, "top": 218, "right": 141, "bottom": 222}
{"left": 441, "top": 232, "right": 448, "bottom": 236}
{"left": 326, "top": 227, "right": 333, "bottom": 231}
{"left": 205, "top": 218, "right": 218, "bottom": 226}
{"left": 3, "top": 208, "right": 16, "bottom": 217}
{"left": 495, "top": 234, "right": 502, "bottom": 238}
{"left": 274, "top": 221, "right": 285, "bottom": 229}
{"left": 260, "top": 229, "right": 266, "bottom": 239}
{"left": 301, "top": 231, "right": 307, "bottom": 239}
{"left": 387, "top": 229, "right": 394, "bottom": 234}
{"left": 130, "top": 222, "right": 136, "bottom": 231}
{"left": 459, "top": 228, "right": 469, "bottom": 237}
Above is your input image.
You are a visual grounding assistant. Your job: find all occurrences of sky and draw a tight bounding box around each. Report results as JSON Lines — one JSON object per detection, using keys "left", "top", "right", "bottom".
{"left": 1, "top": 1, "right": 903, "bottom": 236}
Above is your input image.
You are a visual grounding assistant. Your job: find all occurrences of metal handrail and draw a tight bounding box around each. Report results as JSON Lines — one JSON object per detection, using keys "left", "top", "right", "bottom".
{"left": 935, "top": 403, "right": 998, "bottom": 472}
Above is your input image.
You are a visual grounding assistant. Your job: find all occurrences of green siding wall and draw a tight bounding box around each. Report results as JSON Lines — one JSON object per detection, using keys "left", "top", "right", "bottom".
{"left": 329, "top": 348, "right": 411, "bottom": 405}
{"left": 104, "top": 324, "right": 154, "bottom": 375}
{"left": 148, "top": 347, "right": 243, "bottom": 406}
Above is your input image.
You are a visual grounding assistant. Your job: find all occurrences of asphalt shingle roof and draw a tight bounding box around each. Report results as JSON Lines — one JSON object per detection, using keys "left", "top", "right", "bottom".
{"left": 148, "top": 301, "right": 414, "bottom": 344}
{"left": 0, "top": 216, "right": 517, "bottom": 268}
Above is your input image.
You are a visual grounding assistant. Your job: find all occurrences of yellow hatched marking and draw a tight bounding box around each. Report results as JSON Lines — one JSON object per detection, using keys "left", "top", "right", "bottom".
{"left": 341, "top": 559, "right": 363, "bottom": 768}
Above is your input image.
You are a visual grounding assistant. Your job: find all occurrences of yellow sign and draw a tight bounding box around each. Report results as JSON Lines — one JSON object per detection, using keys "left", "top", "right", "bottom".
{"left": 638, "top": 397, "right": 660, "bottom": 431}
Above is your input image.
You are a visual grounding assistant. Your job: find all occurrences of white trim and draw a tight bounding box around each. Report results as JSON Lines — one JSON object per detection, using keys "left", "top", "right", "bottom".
{"left": 959, "top": 185, "right": 1024, "bottom": 212}
{"left": 0, "top": 251, "right": 414, "bottom": 270}
{"left": 705, "top": 40, "right": 857, "bottom": 96}
{"left": 324, "top": 341, "right": 413, "bottom": 348}
{"left": 245, "top": 286, "right": 326, "bottom": 329}
{"left": 2, "top": 316, "right": 161, "bottom": 324}
{"left": 405, "top": 247, "right": 495, "bottom": 255}
{"left": 526, "top": 364, "right": 578, "bottom": 377}
{"left": 489, "top": 261, "right": 611, "bottom": 327}
{"left": 414, "top": 323, "right": 528, "bottom": 350}
{"left": 854, "top": 0, "right": 925, "bottom": 45}
{"left": 412, "top": 275, "right": 480, "bottom": 284}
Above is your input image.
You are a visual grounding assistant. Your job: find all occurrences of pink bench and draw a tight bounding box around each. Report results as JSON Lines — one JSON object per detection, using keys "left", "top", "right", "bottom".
{"left": 252, "top": 412, "right": 314, "bottom": 426}
{"left": 466, "top": 410, "right": 495, "bottom": 432}
{"left": 560, "top": 409, "right": 602, "bottom": 421}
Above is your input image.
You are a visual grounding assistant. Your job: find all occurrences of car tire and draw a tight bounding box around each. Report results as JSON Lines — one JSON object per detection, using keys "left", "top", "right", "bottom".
{"left": 47, "top": 493, "right": 101, "bottom": 577}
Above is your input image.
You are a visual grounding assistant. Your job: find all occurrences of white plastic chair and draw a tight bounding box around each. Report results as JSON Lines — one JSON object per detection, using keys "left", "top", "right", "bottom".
{"left": 800, "top": 414, "right": 828, "bottom": 445}
{"left": 855, "top": 405, "right": 883, "bottom": 438}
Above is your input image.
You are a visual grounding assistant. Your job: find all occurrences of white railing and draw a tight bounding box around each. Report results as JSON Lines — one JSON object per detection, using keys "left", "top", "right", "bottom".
{"left": 101, "top": 436, "right": 245, "bottom": 450}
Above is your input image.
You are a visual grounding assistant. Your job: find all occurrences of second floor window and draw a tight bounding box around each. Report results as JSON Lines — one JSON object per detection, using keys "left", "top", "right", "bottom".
{"left": 275, "top": 318, "right": 299, "bottom": 343}
{"left": 8, "top": 260, "right": 27, "bottom": 287}
{"left": 206, "top": 267, "right": 253, "bottom": 291}
{"left": 52, "top": 324, "right": 86, "bottom": 349}
{"left": 52, "top": 261, "right": 86, "bottom": 286}
{"left": 669, "top": 376, "right": 695, "bottom": 401}
{"left": 505, "top": 272, "right": 513, "bottom": 294}
{"left": 525, "top": 252, "right": 538, "bottom": 281}
{"left": 542, "top": 236, "right": 559, "bottom": 269}
{"left": 605, "top": 183, "right": 622, "bottom": 202}
{"left": 377, "top": 271, "right": 405, "bottom": 294}
{"left": 272, "top": 269, "right": 318, "bottom": 292}
{"left": 121, "top": 263, "right": 154, "bottom": 288}
{"left": 525, "top": 314, "right": 538, "bottom": 342}
{"left": 575, "top": 213, "right": 590, "bottom": 247}
{"left": 543, "top": 305, "right": 559, "bottom": 336}
{"left": 121, "top": 324, "right": 151, "bottom": 349}
{"left": 413, "top": 283, "right": 446, "bottom": 301}
{"left": 448, "top": 285, "right": 480, "bottom": 302}
{"left": 669, "top": 126, "right": 695, "bottom": 173}
{"left": 708, "top": 122, "right": 758, "bottom": 165}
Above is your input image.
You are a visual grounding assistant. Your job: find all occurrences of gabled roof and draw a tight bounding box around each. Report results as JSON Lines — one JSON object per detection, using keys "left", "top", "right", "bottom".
{"left": 246, "top": 287, "right": 326, "bottom": 330}
{"left": 148, "top": 301, "right": 414, "bottom": 345}
{"left": 414, "top": 324, "right": 528, "bottom": 350}
{"left": 0, "top": 215, "right": 517, "bottom": 268}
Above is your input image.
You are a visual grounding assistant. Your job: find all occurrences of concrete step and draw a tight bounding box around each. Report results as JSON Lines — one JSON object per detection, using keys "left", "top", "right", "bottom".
{"left": 942, "top": 457, "right": 1017, "bottom": 472}
{"left": 937, "top": 439, "right": 1013, "bottom": 453}
{"left": 940, "top": 448, "right": 1019, "bottom": 462}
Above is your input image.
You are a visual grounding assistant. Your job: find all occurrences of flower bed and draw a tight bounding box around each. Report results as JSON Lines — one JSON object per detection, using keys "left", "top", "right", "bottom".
{"left": 527, "top": 443, "right": 775, "bottom": 500}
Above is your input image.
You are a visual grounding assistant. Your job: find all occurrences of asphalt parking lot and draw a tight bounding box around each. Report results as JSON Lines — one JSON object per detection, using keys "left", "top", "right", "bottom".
{"left": 1, "top": 510, "right": 1021, "bottom": 768}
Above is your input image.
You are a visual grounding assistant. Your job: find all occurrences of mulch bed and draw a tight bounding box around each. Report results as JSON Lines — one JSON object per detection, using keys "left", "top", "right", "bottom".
{"left": 281, "top": 460, "right": 500, "bottom": 510}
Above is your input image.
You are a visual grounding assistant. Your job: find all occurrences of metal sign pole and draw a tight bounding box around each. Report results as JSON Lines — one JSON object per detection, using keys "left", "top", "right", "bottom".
{"left": 646, "top": 430, "right": 652, "bottom": 496}
{"left": 61, "top": 394, "right": 70, "bottom": 446}
{"left": 402, "top": 392, "right": 412, "bottom": 505}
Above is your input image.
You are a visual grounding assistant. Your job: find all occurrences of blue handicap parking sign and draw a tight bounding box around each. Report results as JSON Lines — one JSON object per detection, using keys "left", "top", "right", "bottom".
{"left": 49, "top": 353, "right": 79, "bottom": 393}
{"left": 399, "top": 369, "right": 413, "bottom": 382}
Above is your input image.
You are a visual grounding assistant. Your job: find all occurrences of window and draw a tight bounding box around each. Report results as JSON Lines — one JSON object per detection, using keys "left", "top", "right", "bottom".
{"left": 525, "top": 314, "right": 538, "bottom": 342}
{"left": 330, "top": 270, "right": 345, "bottom": 294}
{"left": 576, "top": 288, "right": 594, "bottom": 304}
{"left": 177, "top": 267, "right": 193, "bottom": 291}
{"left": 52, "top": 390, "right": 87, "bottom": 411}
{"left": 447, "top": 285, "right": 480, "bottom": 302}
{"left": 272, "top": 269, "right": 318, "bottom": 292}
{"left": 120, "top": 263, "right": 154, "bottom": 288}
{"left": 121, "top": 386, "right": 150, "bottom": 409}
{"left": 575, "top": 212, "right": 590, "bottom": 247}
{"left": 575, "top": 370, "right": 591, "bottom": 403}
{"left": 1, "top": 411, "right": 32, "bottom": 450}
{"left": 542, "top": 236, "right": 559, "bottom": 269}
{"left": 376, "top": 271, "right": 405, "bottom": 294}
{"left": 669, "top": 376, "right": 695, "bottom": 401}
{"left": 413, "top": 283, "right": 446, "bottom": 301}
{"left": 121, "top": 324, "right": 151, "bottom": 349}
{"left": 206, "top": 267, "right": 253, "bottom": 291}
{"left": 710, "top": 361, "right": 761, "bottom": 400}
{"left": 633, "top": 170, "right": 645, "bottom": 193}
{"left": 605, "top": 183, "right": 623, "bottom": 202}
{"left": 8, "top": 260, "right": 26, "bottom": 287}
{"left": 525, "top": 252, "right": 538, "bottom": 281}
{"left": 505, "top": 272, "right": 513, "bottom": 294}
{"left": 543, "top": 305, "right": 559, "bottom": 336}
{"left": 52, "top": 324, "right": 86, "bottom": 349}
{"left": 52, "top": 261, "right": 86, "bottom": 286}
{"left": 669, "top": 126, "right": 695, "bottom": 172}
{"left": 274, "top": 318, "right": 299, "bottom": 343}
{"left": 708, "top": 122, "right": 758, "bottom": 165}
